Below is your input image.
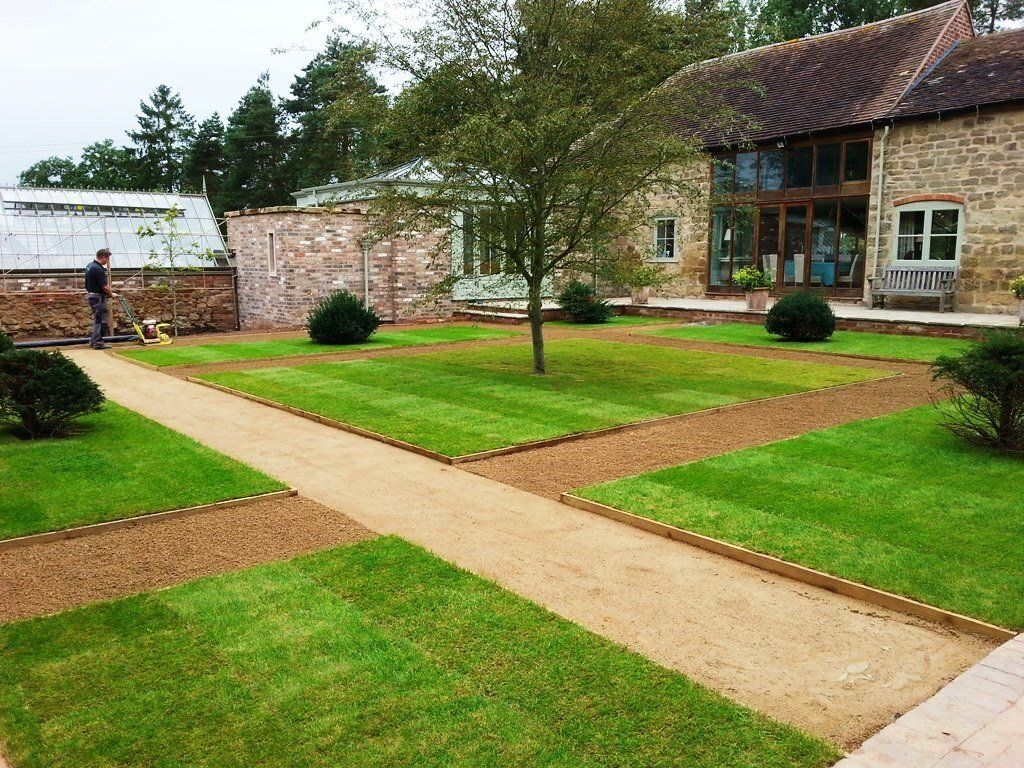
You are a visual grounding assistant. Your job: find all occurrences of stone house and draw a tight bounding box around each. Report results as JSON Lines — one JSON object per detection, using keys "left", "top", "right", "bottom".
{"left": 644, "top": 0, "right": 1024, "bottom": 314}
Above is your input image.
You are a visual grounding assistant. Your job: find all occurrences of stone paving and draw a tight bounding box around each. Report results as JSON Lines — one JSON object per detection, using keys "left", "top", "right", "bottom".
{"left": 836, "top": 633, "right": 1024, "bottom": 767}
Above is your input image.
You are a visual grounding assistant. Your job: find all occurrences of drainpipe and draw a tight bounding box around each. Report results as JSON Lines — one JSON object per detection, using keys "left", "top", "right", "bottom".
{"left": 362, "top": 244, "right": 371, "bottom": 306}
{"left": 869, "top": 125, "right": 891, "bottom": 290}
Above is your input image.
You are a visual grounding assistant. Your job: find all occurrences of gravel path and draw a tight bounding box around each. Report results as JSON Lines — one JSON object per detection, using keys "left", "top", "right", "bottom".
{"left": 58, "top": 348, "right": 993, "bottom": 749}
{"left": 0, "top": 496, "right": 374, "bottom": 623}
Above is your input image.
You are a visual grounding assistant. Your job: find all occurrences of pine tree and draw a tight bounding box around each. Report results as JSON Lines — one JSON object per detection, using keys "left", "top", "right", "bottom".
{"left": 127, "top": 84, "right": 194, "bottom": 192}
{"left": 184, "top": 114, "right": 228, "bottom": 212}
{"left": 285, "top": 38, "right": 389, "bottom": 188}
{"left": 222, "top": 74, "right": 290, "bottom": 212}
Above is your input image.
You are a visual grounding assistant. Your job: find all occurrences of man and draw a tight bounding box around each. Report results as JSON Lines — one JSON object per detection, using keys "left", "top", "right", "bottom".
{"left": 85, "top": 248, "right": 117, "bottom": 349}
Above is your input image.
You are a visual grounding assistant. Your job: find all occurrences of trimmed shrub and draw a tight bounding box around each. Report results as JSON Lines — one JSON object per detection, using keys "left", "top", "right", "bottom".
{"left": 307, "top": 290, "right": 382, "bottom": 345}
{"left": 0, "top": 350, "right": 105, "bottom": 439}
{"left": 0, "top": 330, "right": 12, "bottom": 354}
{"left": 765, "top": 292, "right": 836, "bottom": 342}
{"left": 557, "top": 279, "right": 612, "bottom": 324}
{"left": 933, "top": 330, "right": 1024, "bottom": 453}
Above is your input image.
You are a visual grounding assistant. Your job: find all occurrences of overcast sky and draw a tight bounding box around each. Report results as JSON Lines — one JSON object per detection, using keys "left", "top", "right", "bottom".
{"left": 0, "top": 0, "right": 356, "bottom": 183}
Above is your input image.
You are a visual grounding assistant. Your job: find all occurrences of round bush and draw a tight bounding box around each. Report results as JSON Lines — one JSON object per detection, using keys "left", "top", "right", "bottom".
{"left": 765, "top": 292, "right": 836, "bottom": 342}
{"left": 0, "top": 350, "right": 105, "bottom": 439}
{"left": 933, "top": 330, "right": 1024, "bottom": 452}
{"left": 557, "top": 279, "right": 612, "bottom": 324}
{"left": 0, "top": 329, "right": 13, "bottom": 354}
{"left": 307, "top": 290, "right": 382, "bottom": 345}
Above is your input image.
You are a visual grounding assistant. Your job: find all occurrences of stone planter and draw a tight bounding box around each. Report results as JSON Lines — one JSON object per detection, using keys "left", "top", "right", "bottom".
{"left": 745, "top": 288, "right": 770, "bottom": 312}
{"left": 631, "top": 286, "right": 652, "bottom": 305}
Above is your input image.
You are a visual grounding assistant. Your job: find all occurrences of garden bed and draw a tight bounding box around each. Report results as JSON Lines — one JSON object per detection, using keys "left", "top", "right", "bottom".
{"left": 117, "top": 325, "right": 519, "bottom": 367}
{"left": 643, "top": 322, "right": 970, "bottom": 362}
{"left": 0, "top": 537, "right": 837, "bottom": 767}
{"left": 576, "top": 405, "right": 1024, "bottom": 630}
{"left": 197, "top": 338, "right": 885, "bottom": 457}
{"left": 0, "top": 403, "right": 286, "bottom": 540}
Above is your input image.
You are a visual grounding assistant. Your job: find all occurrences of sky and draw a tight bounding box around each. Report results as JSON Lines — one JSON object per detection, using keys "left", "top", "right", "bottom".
{"left": 0, "top": 0, "right": 355, "bottom": 183}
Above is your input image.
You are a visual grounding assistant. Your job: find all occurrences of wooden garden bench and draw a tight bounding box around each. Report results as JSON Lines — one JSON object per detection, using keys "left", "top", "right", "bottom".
{"left": 870, "top": 265, "right": 959, "bottom": 313}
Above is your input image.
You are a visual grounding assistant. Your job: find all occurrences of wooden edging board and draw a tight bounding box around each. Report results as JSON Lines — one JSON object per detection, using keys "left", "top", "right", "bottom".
{"left": 0, "top": 489, "right": 298, "bottom": 552}
{"left": 189, "top": 371, "right": 903, "bottom": 466}
{"left": 559, "top": 493, "right": 1016, "bottom": 642}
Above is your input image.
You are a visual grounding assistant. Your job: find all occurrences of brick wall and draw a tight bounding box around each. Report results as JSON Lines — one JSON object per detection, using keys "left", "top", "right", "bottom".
{"left": 0, "top": 270, "right": 237, "bottom": 340}
{"left": 869, "top": 105, "right": 1024, "bottom": 313}
{"left": 227, "top": 206, "right": 453, "bottom": 329}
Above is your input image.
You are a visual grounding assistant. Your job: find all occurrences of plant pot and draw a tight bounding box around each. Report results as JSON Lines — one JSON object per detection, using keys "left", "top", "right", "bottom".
{"left": 745, "top": 287, "right": 770, "bottom": 312}
{"left": 631, "top": 286, "right": 652, "bottom": 305}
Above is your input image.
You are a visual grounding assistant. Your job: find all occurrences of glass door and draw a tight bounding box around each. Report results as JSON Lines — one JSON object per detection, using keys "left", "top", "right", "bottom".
{"left": 782, "top": 205, "right": 808, "bottom": 288}
{"left": 757, "top": 207, "right": 780, "bottom": 285}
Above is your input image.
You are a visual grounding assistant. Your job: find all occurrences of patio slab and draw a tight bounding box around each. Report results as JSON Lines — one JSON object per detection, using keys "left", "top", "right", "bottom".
{"left": 835, "top": 634, "right": 1024, "bottom": 768}
{"left": 645, "top": 297, "right": 1019, "bottom": 330}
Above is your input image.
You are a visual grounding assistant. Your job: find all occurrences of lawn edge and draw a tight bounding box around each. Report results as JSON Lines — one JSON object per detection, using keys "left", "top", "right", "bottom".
{"left": 560, "top": 492, "right": 1015, "bottom": 642}
{"left": 186, "top": 377, "right": 457, "bottom": 463}
{"left": 636, "top": 329, "right": 942, "bottom": 365}
{"left": 190, "top": 370, "right": 902, "bottom": 464}
{"left": 117, "top": 327, "right": 523, "bottom": 370}
{"left": 0, "top": 489, "right": 298, "bottom": 552}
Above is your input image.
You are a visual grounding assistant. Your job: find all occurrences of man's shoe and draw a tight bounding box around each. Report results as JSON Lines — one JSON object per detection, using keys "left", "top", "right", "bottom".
{"left": 91, "top": 343, "right": 111, "bottom": 350}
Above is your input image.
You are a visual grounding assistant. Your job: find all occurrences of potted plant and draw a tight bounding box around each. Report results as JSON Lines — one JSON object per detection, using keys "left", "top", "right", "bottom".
{"left": 1011, "top": 276, "right": 1024, "bottom": 326}
{"left": 733, "top": 265, "right": 773, "bottom": 311}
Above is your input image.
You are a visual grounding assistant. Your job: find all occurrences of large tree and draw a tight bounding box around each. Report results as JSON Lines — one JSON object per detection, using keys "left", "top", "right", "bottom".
{"left": 968, "top": 0, "right": 1023, "bottom": 32}
{"left": 184, "top": 114, "right": 228, "bottom": 212}
{"left": 285, "top": 38, "right": 390, "bottom": 188}
{"left": 353, "top": 0, "right": 738, "bottom": 373}
{"left": 128, "top": 84, "right": 195, "bottom": 191}
{"left": 221, "top": 74, "right": 291, "bottom": 212}
{"left": 77, "top": 140, "right": 139, "bottom": 189}
{"left": 18, "top": 157, "right": 86, "bottom": 188}
{"left": 748, "top": 0, "right": 907, "bottom": 45}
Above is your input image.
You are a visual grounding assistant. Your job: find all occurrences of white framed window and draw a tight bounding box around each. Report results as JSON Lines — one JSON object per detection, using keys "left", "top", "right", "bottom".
{"left": 892, "top": 202, "right": 963, "bottom": 264}
{"left": 267, "top": 232, "right": 277, "bottom": 276}
{"left": 653, "top": 217, "right": 677, "bottom": 261}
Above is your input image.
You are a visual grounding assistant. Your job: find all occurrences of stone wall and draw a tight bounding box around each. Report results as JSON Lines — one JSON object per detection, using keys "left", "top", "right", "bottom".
{"left": 870, "top": 105, "right": 1024, "bottom": 313}
{"left": 0, "top": 270, "right": 237, "bottom": 340}
{"left": 227, "top": 205, "right": 453, "bottom": 329}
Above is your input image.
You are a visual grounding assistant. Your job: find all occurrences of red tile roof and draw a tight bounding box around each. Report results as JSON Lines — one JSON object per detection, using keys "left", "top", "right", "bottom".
{"left": 670, "top": 0, "right": 972, "bottom": 148}
{"left": 889, "top": 28, "right": 1024, "bottom": 119}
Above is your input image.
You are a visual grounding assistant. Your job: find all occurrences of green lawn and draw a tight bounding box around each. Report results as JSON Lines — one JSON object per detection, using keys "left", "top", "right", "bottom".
{"left": 0, "top": 404, "right": 285, "bottom": 539}
{"left": 117, "top": 325, "right": 519, "bottom": 367}
{"left": 644, "top": 322, "right": 971, "bottom": 362}
{"left": 547, "top": 315, "right": 674, "bottom": 330}
{"left": 200, "top": 338, "right": 882, "bottom": 456}
{"left": 0, "top": 537, "right": 837, "bottom": 768}
{"left": 578, "top": 405, "right": 1024, "bottom": 629}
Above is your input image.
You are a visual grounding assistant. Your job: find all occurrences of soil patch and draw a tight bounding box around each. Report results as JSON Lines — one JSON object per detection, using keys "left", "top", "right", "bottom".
{"left": 0, "top": 495, "right": 374, "bottom": 623}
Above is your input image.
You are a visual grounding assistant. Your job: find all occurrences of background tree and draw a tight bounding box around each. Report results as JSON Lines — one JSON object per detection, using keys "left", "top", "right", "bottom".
{"left": 128, "top": 84, "right": 195, "bottom": 191}
{"left": 221, "top": 74, "right": 291, "bottom": 212}
{"left": 968, "top": 0, "right": 1024, "bottom": 32}
{"left": 18, "top": 157, "right": 86, "bottom": 188}
{"left": 184, "top": 114, "right": 228, "bottom": 212}
{"left": 77, "top": 140, "right": 139, "bottom": 189}
{"left": 285, "top": 38, "right": 390, "bottom": 188}
{"left": 354, "top": 0, "right": 738, "bottom": 373}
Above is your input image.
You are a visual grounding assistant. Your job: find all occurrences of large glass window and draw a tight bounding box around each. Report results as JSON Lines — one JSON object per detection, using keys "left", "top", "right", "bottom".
{"left": 893, "top": 204, "right": 963, "bottom": 263}
{"left": 710, "top": 207, "right": 731, "bottom": 287}
{"left": 758, "top": 207, "right": 780, "bottom": 280}
{"left": 844, "top": 141, "right": 870, "bottom": 182}
{"left": 810, "top": 201, "right": 838, "bottom": 288}
{"left": 783, "top": 205, "right": 808, "bottom": 287}
{"left": 838, "top": 199, "right": 867, "bottom": 289}
{"left": 713, "top": 157, "right": 734, "bottom": 195}
{"left": 735, "top": 152, "right": 757, "bottom": 192}
{"left": 461, "top": 209, "right": 505, "bottom": 275}
{"left": 759, "top": 150, "right": 783, "bottom": 191}
{"left": 815, "top": 144, "right": 841, "bottom": 187}
{"left": 786, "top": 147, "right": 813, "bottom": 188}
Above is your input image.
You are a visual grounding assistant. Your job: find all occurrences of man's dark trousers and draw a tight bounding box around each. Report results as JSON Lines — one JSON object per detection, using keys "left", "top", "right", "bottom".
{"left": 88, "top": 293, "right": 109, "bottom": 347}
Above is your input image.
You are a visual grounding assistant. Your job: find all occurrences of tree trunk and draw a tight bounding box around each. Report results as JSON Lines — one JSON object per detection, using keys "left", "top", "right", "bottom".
{"left": 527, "top": 277, "right": 546, "bottom": 374}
